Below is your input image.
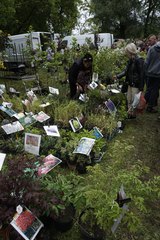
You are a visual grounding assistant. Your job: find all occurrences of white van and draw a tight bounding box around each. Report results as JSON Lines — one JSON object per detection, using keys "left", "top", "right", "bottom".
{"left": 4, "top": 32, "right": 52, "bottom": 70}
{"left": 98, "top": 33, "right": 114, "bottom": 48}
{"left": 62, "top": 34, "right": 95, "bottom": 49}
{"left": 6, "top": 32, "right": 52, "bottom": 54}
{"left": 61, "top": 33, "right": 114, "bottom": 49}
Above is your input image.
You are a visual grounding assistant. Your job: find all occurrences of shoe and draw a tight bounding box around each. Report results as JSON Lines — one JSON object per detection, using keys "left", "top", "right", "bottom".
{"left": 146, "top": 107, "right": 158, "bottom": 113}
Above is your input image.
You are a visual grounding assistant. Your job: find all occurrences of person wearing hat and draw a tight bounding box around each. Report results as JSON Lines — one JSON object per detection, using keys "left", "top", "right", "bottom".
{"left": 68, "top": 53, "right": 93, "bottom": 99}
{"left": 115, "top": 43, "right": 144, "bottom": 118}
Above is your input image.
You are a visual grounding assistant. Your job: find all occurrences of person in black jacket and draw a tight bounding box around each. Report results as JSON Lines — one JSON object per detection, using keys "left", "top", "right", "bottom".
{"left": 68, "top": 53, "right": 93, "bottom": 99}
{"left": 115, "top": 43, "right": 144, "bottom": 116}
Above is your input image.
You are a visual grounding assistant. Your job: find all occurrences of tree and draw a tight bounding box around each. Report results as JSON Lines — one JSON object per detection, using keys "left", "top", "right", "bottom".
{"left": 90, "top": 0, "right": 160, "bottom": 38}
{"left": 49, "top": 0, "right": 80, "bottom": 35}
{"left": 141, "top": 0, "right": 160, "bottom": 37}
{"left": 0, "top": 0, "right": 16, "bottom": 33}
{"left": 0, "top": 30, "right": 10, "bottom": 51}
{"left": 13, "top": 0, "right": 52, "bottom": 34}
{"left": 0, "top": 0, "right": 80, "bottom": 36}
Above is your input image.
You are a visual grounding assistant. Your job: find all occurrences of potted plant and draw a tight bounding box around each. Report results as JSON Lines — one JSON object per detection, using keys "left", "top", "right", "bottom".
{"left": 0, "top": 153, "right": 57, "bottom": 239}
{"left": 54, "top": 101, "right": 83, "bottom": 128}
{"left": 40, "top": 170, "right": 78, "bottom": 232}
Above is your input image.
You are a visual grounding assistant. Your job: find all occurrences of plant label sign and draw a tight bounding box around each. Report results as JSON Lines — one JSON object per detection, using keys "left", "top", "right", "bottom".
{"left": 111, "top": 204, "right": 128, "bottom": 234}
{"left": 73, "top": 137, "right": 95, "bottom": 156}
{"left": 38, "top": 154, "right": 62, "bottom": 176}
{"left": 33, "top": 111, "right": 50, "bottom": 123}
{"left": 0, "top": 153, "right": 6, "bottom": 171}
{"left": 1, "top": 121, "right": 24, "bottom": 135}
{"left": 69, "top": 117, "right": 83, "bottom": 132}
{"left": 10, "top": 206, "right": 43, "bottom": 240}
{"left": 24, "top": 133, "right": 41, "bottom": 155}
{"left": 43, "top": 125, "right": 60, "bottom": 137}
{"left": 49, "top": 87, "right": 59, "bottom": 95}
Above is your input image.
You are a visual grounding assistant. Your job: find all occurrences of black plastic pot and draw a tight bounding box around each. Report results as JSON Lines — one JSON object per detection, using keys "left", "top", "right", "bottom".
{"left": 78, "top": 210, "right": 106, "bottom": 240}
{"left": 53, "top": 204, "right": 75, "bottom": 232}
{"left": 76, "top": 162, "right": 87, "bottom": 174}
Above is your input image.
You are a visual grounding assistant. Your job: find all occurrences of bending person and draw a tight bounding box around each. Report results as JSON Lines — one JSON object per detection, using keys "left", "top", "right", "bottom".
{"left": 68, "top": 53, "right": 93, "bottom": 99}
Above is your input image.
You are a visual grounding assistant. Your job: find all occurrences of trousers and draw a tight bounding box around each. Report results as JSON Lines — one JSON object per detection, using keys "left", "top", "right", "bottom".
{"left": 145, "top": 76, "right": 160, "bottom": 108}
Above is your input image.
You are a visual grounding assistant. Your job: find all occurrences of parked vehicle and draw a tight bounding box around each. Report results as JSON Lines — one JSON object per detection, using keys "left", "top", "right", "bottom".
{"left": 61, "top": 33, "right": 114, "bottom": 49}
{"left": 3, "top": 32, "right": 53, "bottom": 72}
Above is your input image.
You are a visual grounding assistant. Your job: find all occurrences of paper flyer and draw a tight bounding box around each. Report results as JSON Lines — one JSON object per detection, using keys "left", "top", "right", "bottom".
{"left": 79, "top": 94, "right": 89, "bottom": 102}
{"left": 1, "top": 121, "right": 24, "bottom": 134}
{"left": 2, "top": 101, "right": 13, "bottom": 109}
{"left": 105, "top": 99, "right": 117, "bottom": 114}
{"left": 33, "top": 111, "right": 50, "bottom": 123}
{"left": 27, "top": 90, "right": 38, "bottom": 103}
{"left": 49, "top": 87, "right": 59, "bottom": 95}
{"left": 24, "top": 133, "right": 41, "bottom": 155}
{"left": 73, "top": 137, "right": 95, "bottom": 156}
{"left": 88, "top": 81, "right": 98, "bottom": 90}
{"left": 93, "top": 127, "right": 103, "bottom": 139}
{"left": 14, "top": 112, "right": 26, "bottom": 120}
{"left": 19, "top": 113, "right": 36, "bottom": 126}
{"left": 0, "top": 105, "right": 17, "bottom": 117}
{"left": 43, "top": 125, "right": 60, "bottom": 137}
{"left": 38, "top": 154, "right": 62, "bottom": 176}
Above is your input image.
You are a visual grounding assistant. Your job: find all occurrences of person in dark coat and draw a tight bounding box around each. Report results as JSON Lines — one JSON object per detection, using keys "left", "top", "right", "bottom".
{"left": 115, "top": 43, "right": 144, "bottom": 117}
{"left": 68, "top": 53, "right": 93, "bottom": 99}
{"left": 144, "top": 41, "right": 160, "bottom": 113}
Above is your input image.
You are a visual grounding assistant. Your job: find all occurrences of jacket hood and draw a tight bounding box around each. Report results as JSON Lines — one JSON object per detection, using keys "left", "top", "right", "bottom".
{"left": 154, "top": 42, "right": 160, "bottom": 52}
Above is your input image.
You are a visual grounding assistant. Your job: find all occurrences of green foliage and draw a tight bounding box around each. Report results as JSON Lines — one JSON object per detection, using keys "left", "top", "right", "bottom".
{"left": 73, "top": 163, "right": 160, "bottom": 234}
{"left": 40, "top": 170, "right": 78, "bottom": 216}
{"left": 0, "top": 136, "right": 24, "bottom": 154}
{"left": 86, "top": 112, "right": 117, "bottom": 136}
{"left": 0, "top": 1, "right": 15, "bottom": 32}
{"left": 94, "top": 48, "right": 127, "bottom": 81}
{"left": 0, "top": 30, "right": 10, "bottom": 51}
{"left": 54, "top": 100, "right": 83, "bottom": 127}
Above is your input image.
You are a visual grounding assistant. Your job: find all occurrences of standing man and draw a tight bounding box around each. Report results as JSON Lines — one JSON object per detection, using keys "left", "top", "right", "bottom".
{"left": 68, "top": 53, "right": 93, "bottom": 99}
{"left": 145, "top": 35, "right": 157, "bottom": 100}
{"left": 145, "top": 41, "right": 160, "bottom": 113}
{"left": 147, "top": 35, "right": 157, "bottom": 51}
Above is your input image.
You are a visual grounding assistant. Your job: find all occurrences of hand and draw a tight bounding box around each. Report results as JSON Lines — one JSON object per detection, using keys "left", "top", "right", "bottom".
{"left": 76, "top": 83, "right": 83, "bottom": 93}
{"left": 112, "top": 75, "right": 118, "bottom": 83}
{"left": 112, "top": 75, "right": 117, "bottom": 80}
